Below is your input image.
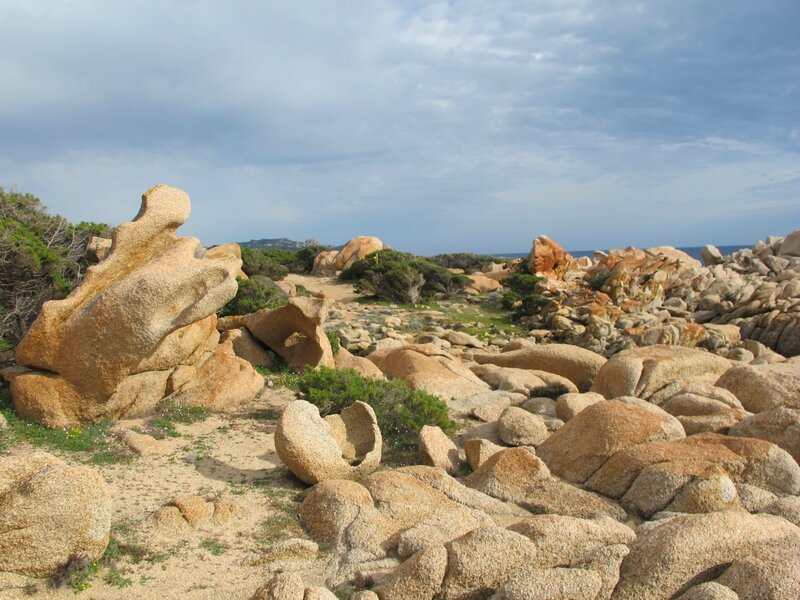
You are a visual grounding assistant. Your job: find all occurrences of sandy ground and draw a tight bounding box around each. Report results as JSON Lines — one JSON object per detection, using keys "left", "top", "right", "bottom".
{"left": 284, "top": 273, "right": 360, "bottom": 304}
{"left": 0, "top": 387, "right": 333, "bottom": 600}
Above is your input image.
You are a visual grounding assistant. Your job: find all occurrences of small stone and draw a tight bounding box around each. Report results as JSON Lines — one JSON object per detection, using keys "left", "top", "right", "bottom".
{"left": 419, "top": 425, "right": 462, "bottom": 475}
{"left": 464, "top": 438, "right": 505, "bottom": 470}
{"left": 555, "top": 392, "right": 604, "bottom": 421}
{"left": 497, "top": 407, "right": 549, "bottom": 446}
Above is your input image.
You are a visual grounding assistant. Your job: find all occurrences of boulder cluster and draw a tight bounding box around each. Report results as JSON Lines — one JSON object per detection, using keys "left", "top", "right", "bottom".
{"left": 1, "top": 186, "right": 798, "bottom": 599}
{"left": 517, "top": 233, "right": 800, "bottom": 360}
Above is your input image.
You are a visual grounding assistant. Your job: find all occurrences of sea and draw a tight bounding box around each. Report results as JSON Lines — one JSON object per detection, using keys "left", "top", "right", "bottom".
{"left": 494, "top": 245, "right": 749, "bottom": 261}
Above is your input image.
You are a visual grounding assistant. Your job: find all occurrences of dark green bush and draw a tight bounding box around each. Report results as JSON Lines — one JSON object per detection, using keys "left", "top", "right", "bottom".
{"left": 295, "top": 367, "right": 455, "bottom": 457}
{"left": 294, "top": 244, "right": 329, "bottom": 273}
{"left": 219, "top": 277, "right": 286, "bottom": 317}
{"left": 240, "top": 248, "right": 290, "bottom": 281}
{"left": 1, "top": 188, "right": 106, "bottom": 347}
{"left": 325, "top": 330, "right": 341, "bottom": 356}
{"left": 340, "top": 249, "right": 470, "bottom": 304}
{"left": 429, "top": 253, "right": 502, "bottom": 274}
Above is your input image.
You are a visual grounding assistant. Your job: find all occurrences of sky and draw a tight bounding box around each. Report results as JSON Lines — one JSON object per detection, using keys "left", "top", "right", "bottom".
{"left": 1, "top": 1, "right": 798, "bottom": 255}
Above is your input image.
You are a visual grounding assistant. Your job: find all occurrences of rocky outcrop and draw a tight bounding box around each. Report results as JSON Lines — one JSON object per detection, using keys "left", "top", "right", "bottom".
{"left": 275, "top": 400, "right": 381, "bottom": 485}
{"left": 5, "top": 185, "right": 263, "bottom": 427}
{"left": 533, "top": 233, "right": 799, "bottom": 358}
{"left": 244, "top": 297, "right": 335, "bottom": 369}
{"left": 591, "top": 345, "right": 731, "bottom": 400}
{"left": 311, "top": 250, "right": 339, "bottom": 276}
{"left": 0, "top": 452, "right": 112, "bottom": 577}
{"left": 714, "top": 361, "right": 800, "bottom": 413}
{"left": 367, "top": 344, "right": 490, "bottom": 400}
{"left": 471, "top": 344, "right": 606, "bottom": 392}
{"left": 334, "top": 236, "right": 385, "bottom": 271}
{"left": 536, "top": 400, "right": 685, "bottom": 484}
{"left": 613, "top": 512, "right": 800, "bottom": 600}
{"left": 528, "top": 235, "right": 575, "bottom": 277}
{"left": 205, "top": 243, "right": 247, "bottom": 278}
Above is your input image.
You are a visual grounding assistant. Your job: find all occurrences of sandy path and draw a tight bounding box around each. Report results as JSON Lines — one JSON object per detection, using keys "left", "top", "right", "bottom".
{"left": 0, "top": 388, "right": 332, "bottom": 600}
{"left": 283, "top": 273, "right": 360, "bottom": 304}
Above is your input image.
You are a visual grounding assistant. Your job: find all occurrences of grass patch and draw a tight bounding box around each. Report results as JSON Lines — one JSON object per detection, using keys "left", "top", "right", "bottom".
{"left": 200, "top": 538, "right": 228, "bottom": 556}
{"left": 0, "top": 387, "right": 132, "bottom": 463}
{"left": 52, "top": 526, "right": 166, "bottom": 593}
{"left": 138, "top": 399, "right": 208, "bottom": 439}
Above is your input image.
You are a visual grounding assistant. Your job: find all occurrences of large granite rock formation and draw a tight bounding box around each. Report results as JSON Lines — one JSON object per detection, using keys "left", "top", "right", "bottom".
{"left": 4, "top": 185, "right": 263, "bottom": 427}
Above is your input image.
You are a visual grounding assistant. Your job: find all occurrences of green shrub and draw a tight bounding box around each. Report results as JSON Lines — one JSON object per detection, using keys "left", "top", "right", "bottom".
{"left": 295, "top": 367, "right": 455, "bottom": 458}
{"left": 501, "top": 273, "right": 550, "bottom": 317}
{"left": 219, "top": 277, "right": 286, "bottom": 317}
{"left": 294, "top": 243, "right": 329, "bottom": 273}
{"left": 340, "top": 249, "right": 470, "bottom": 304}
{"left": 240, "top": 248, "right": 290, "bottom": 281}
{"left": 1, "top": 188, "right": 106, "bottom": 347}
{"left": 325, "top": 330, "right": 341, "bottom": 356}
{"left": 0, "top": 387, "right": 131, "bottom": 462}
{"left": 429, "top": 253, "right": 502, "bottom": 274}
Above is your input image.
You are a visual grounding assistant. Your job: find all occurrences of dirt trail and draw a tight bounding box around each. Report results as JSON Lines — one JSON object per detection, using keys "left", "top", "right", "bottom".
{"left": 283, "top": 273, "right": 360, "bottom": 304}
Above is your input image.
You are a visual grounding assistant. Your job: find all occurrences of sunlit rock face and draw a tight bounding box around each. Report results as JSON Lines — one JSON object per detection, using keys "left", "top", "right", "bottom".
{"left": 7, "top": 184, "right": 263, "bottom": 427}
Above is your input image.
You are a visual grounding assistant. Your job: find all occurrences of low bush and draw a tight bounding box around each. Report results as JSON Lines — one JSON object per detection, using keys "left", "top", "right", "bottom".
{"left": 501, "top": 273, "right": 550, "bottom": 317}
{"left": 340, "top": 249, "right": 470, "bottom": 304}
{"left": 429, "top": 253, "right": 502, "bottom": 274}
{"left": 1, "top": 188, "right": 109, "bottom": 347}
{"left": 219, "top": 277, "right": 286, "bottom": 317}
{"left": 241, "top": 244, "right": 330, "bottom": 280}
{"left": 294, "top": 367, "right": 455, "bottom": 458}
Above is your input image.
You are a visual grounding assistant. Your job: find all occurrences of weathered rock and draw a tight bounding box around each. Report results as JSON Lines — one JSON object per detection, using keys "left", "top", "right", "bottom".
{"left": 700, "top": 245, "right": 724, "bottom": 266}
{"left": 764, "top": 496, "right": 800, "bottom": 527}
{"left": 528, "top": 235, "right": 575, "bottom": 277}
{"left": 729, "top": 406, "right": 800, "bottom": 463}
{"left": 464, "top": 438, "right": 505, "bottom": 470}
{"left": 587, "top": 433, "right": 800, "bottom": 508}
{"left": 335, "top": 236, "right": 384, "bottom": 271}
{"left": 555, "top": 392, "right": 604, "bottom": 421}
{"left": 465, "top": 448, "right": 625, "bottom": 520}
{"left": 497, "top": 407, "right": 549, "bottom": 446}
{"left": 334, "top": 346, "right": 386, "bottom": 379}
{"left": 438, "top": 527, "right": 541, "bottom": 599}
{"left": 220, "top": 327, "right": 273, "bottom": 367}
{"left": 675, "top": 582, "right": 739, "bottom": 599}
{"left": 613, "top": 512, "right": 800, "bottom": 600}
{"left": 367, "top": 344, "right": 490, "bottom": 400}
{"left": 0, "top": 413, "right": 7, "bottom": 430}
{"left": 275, "top": 400, "right": 381, "bottom": 485}
{"left": 779, "top": 229, "right": 800, "bottom": 256}
{"left": 249, "top": 573, "right": 305, "bottom": 600}
{"left": 8, "top": 185, "right": 261, "bottom": 427}
{"left": 298, "top": 479, "right": 389, "bottom": 562}
{"left": 715, "top": 537, "right": 800, "bottom": 600}
{"left": 471, "top": 344, "right": 606, "bottom": 392}
{"left": 311, "top": 250, "right": 338, "bottom": 276}
{"left": 0, "top": 452, "right": 112, "bottom": 577}
{"left": 507, "top": 515, "right": 635, "bottom": 567}
{"left": 396, "top": 508, "right": 494, "bottom": 558}
{"left": 537, "top": 400, "right": 684, "bottom": 483}
{"left": 715, "top": 362, "right": 800, "bottom": 413}
{"left": 258, "top": 538, "right": 319, "bottom": 563}
{"left": 244, "top": 297, "right": 335, "bottom": 369}
{"left": 419, "top": 425, "right": 462, "bottom": 475}
{"left": 205, "top": 242, "right": 247, "bottom": 278}
{"left": 466, "top": 273, "right": 502, "bottom": 294}
{"left": 373, "top": 544, "right": 448, "bottom": 600}
{"left": 655, "top": 383, "right": 748, "bottom": 435}
{"left": 85, "top": 235, "right": 112, "bottom": 263}
{"left": 495, "top": 567, "right": 603, "bottom": 600}
{"left": 471, "top": 363, "right": 578, "bottom": 396}
{"left": 590, "top": 345, "right": 731, "bottom": 400}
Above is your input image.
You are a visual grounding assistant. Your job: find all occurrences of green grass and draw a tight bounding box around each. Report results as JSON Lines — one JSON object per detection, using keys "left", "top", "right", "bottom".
{"left": 53, "top": 525, "right": 170, "bottom": 592}
{"left": 0, "top": 387, "right": 132, "bottom": 463}
{"left": 200, "top": 538, "right": 228, "bottom": 556}
{"left": 137, "top": 399, "right": 208, "bottom": 439}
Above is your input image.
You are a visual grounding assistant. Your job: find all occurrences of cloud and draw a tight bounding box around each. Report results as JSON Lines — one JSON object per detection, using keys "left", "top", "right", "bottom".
{"left": 0, "top": 0, "right": 798, "bottom": 254}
